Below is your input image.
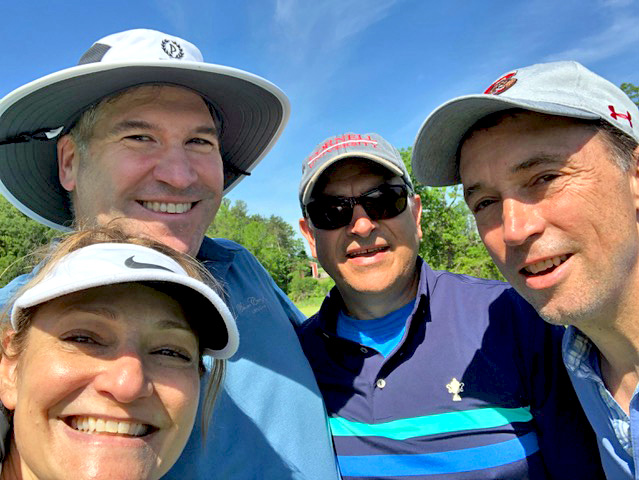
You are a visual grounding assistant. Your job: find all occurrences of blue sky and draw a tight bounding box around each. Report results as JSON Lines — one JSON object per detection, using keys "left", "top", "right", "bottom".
{"left": 1, "top": 0, "right": 638, "bottom": 235}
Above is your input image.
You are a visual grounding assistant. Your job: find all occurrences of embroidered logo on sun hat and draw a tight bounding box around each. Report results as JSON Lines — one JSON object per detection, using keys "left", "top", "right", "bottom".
{"left": 161, "top": 39, "right": 184, "bottom": 59}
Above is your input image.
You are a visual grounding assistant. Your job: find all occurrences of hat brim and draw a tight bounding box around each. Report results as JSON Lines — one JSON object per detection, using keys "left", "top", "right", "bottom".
{"left": 411, "top": 94, "right": 599, "bottom": 187}
{"left": 0, "top": 61, "right": 290, "bottom": 230}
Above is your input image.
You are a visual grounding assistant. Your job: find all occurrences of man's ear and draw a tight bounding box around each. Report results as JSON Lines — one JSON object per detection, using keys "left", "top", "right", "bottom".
{"left": 411, "top": 194, "right": 423, "bottom": 241}
{"left": 57, "top": 135, "right": 79, "bottom": 192}
{"left": 0, "top": 332, "right": 19, "bottom": 411}
{"left": 299, "top": 217, "right": 318, "bottom": 259}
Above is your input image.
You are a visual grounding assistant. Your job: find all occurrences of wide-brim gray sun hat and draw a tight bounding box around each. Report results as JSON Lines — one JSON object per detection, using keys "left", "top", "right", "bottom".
{"left": 0, "top": 28, "right": 290, "bottom": 230}
{"left": 412, "top": 61, "right": 639, "bottom": 187}
{"left": 11, "top": 242, "right": 239, "bottom": 359}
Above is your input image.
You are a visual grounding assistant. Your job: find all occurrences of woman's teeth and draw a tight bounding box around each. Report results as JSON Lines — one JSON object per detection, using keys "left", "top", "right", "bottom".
{"left": 69, "top": 416, "right": 150, "bottom": 436}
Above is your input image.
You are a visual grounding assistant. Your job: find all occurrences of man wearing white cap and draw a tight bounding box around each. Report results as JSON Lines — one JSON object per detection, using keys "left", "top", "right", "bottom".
{"left": 412, "top": 60, "right": 639, "bottom": 478}
{"left": 297, "top": 132, "right": 603, "bottom": 479}
{"left": 0, "top": 29, "right": 339, "bottom": 479}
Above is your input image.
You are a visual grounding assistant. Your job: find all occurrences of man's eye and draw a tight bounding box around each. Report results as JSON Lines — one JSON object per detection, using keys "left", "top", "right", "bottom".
{"left": 472, "top": 198, "right": 496, "bottom": 214}
{"left": 188, "top": 138, "right": 214, "bottom": 146}
{"left": 125, "top": 135, "right": 153, "bottom": 142}
{"left": 533, "top": 173, "right": 560, "bottom": 185}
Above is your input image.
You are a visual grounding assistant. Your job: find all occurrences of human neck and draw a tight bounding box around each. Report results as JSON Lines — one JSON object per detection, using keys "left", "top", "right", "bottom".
{"left": 340, "top": 271, "right": 420, "bottom": 320}
{"left": 579, "top": 296, "right": 639, "bottom": 414}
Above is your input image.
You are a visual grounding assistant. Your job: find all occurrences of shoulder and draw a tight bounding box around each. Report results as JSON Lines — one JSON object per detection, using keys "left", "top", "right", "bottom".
{"left": 424, "top": 263, "right": 517, "bottom": 305}
{"left": 0, "top": 270, "right": 38, "bottom": 311}
{"left": 420, "top": 261, "right": 548, "bottom": 333}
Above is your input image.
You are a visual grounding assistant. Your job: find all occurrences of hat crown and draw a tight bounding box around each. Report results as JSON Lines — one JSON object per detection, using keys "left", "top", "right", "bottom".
{"left": 78, "top": 29, "right": 203, "bottom": 65}
{"left": 483, "top": 61, "right": 639, "bottom": 140}
{"left": 298, "top": 132, "right": 412, "bottom": 206}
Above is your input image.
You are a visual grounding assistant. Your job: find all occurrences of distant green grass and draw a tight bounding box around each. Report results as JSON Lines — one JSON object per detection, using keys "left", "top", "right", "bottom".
{"left": 295, "top": 296, "right": 324, "bottom": 318}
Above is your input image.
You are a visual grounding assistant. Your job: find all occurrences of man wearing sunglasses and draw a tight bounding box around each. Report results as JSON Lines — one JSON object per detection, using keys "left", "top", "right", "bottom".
{"left": 296, "top": 133, "right": 603, "bottom": 479}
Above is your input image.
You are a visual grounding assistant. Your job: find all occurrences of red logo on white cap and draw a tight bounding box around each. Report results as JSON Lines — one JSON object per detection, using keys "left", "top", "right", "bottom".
{"left": 609, "top": 105, "right": 633, "bottom": 128}
{"left": 484, "top": 72, "right": 518, "bottom": 95}
{"left": 307, "top": 134, "right": 378, "bottom": 169}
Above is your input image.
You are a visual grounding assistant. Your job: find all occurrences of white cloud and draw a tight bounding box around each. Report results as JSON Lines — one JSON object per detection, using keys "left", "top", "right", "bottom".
{"left": 544, "top": 14, "right": 639, "bottom": 63}
{"left": 272, "top": 0, "right": 399, "bottom": 62}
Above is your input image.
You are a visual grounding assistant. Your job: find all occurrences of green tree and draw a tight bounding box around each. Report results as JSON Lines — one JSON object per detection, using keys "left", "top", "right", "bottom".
{"left": 0, "top": 197, "right": 58, "bottom": 287}
{"left": 621, "top": 83, "right": 639, "bottom": 107}
{"left": 400, "top": 148, "right": 502, "bottom": 280}
{"left": 207, "top": 199, "right": 308, "bottom": 293}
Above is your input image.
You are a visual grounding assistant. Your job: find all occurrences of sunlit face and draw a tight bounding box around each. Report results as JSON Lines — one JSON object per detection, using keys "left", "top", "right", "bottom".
{"left": 58, "top": 85, "right": 224, "bottom": 255}
{"left": 0, "top": 283, "right": 200, "bottom": 480}
{"left": 459, "top": 112, "right": 639, "bottom": 327}
{"left": 300, "top": 160, "right": 422, "bottom": 309}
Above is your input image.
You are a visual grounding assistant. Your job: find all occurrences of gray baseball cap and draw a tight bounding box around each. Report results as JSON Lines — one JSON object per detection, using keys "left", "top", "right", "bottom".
{"left": 412, "top": 60, "right": 639, "bottom": 187}
{"left": 0, "top": 28, "right": 289, "bottom": 230}
{"left": 299, "top": 132, "right": 413, "bottom": 207}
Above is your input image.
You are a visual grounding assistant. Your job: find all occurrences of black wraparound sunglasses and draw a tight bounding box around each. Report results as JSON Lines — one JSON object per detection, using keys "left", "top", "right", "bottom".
{"left": 305, "top": 184, "right": 410, "bottom": 230}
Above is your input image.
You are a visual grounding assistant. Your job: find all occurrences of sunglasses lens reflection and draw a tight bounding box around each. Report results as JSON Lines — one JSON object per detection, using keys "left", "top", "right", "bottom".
{"left": 307, "top": 185, "right": 408, "bottom": 230}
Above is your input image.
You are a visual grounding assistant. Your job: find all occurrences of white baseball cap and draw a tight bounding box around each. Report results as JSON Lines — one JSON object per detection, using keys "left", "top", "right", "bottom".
{"left": 11, "top": 242, "right": 239, "bottom": 359}
{"left": 412, "top": 61, "right": 639, "bottom": 186}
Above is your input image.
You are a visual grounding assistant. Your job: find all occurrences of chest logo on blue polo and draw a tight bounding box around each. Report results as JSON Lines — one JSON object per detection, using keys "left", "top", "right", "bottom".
{"left": 446, "top": 377, "right": 464, "bottom": 401}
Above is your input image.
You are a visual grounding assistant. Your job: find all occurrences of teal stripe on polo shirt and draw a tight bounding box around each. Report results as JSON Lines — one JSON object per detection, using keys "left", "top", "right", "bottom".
{"left": 337, "top": 431, "right": 540, "bottom": 477}
{"left": 329, "top": 406, "right": 533, "bottom": 440}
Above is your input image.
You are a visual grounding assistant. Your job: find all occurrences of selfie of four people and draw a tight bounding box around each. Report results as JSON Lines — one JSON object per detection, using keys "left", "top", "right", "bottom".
{"left": 0, "top": 25, "right": 637, "bottom": 480}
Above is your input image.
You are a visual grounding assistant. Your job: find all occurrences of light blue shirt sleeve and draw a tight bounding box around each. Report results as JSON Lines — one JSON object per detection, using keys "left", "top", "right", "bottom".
{"left": 0, "top": 270, "right": 39, "bottom": 461}
{"left": 166, "top": 238, "right": 340, "bottom": 479}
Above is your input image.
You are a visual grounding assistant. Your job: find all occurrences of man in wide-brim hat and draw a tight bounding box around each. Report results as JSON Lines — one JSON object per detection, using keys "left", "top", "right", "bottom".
{"left": 0, "top": 28, "right": 340, "bottom": 479}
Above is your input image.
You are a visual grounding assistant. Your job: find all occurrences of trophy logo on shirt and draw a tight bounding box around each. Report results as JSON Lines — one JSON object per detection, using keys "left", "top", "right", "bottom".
{"left": 446, "top": 377, "right": 464, "bottom": 401}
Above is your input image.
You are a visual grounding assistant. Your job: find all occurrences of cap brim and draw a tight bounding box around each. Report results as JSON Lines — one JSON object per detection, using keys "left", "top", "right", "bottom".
{"left": 411, "top": 94, "right": 599, "bottom": 187}
{"left": 0, "top": 61, "right": 290, "bottom": 230}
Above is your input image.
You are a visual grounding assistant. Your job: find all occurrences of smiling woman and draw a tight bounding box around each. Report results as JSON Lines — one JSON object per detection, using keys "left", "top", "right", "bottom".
{"left": 0, "top": 228, "right": 238, "bottom": 480}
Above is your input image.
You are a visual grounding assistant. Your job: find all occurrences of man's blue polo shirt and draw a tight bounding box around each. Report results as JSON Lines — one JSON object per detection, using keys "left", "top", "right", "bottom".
{"left": 297, "top": 258, "right": 604, "bottom": 479}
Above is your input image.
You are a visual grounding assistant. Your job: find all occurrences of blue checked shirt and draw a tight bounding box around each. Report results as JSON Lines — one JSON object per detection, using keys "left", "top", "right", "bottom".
{"left": 563, "top": 326, "right": 637, "bottom": 479}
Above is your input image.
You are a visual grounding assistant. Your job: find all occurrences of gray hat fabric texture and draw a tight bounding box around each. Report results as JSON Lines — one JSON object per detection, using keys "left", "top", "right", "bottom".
{"left": 0, "top": 28, "right": 290, "bottom": 230}
{"left": 299, "top": 132, "right": 413, "bottom": 206}
{"left": 412, "top": 61, "right": 639, "bottom": 187}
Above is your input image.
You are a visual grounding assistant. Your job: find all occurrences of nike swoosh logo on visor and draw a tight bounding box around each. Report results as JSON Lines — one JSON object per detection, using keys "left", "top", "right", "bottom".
{"left": 124, "top": 256, "right": 174, "bottom": 272}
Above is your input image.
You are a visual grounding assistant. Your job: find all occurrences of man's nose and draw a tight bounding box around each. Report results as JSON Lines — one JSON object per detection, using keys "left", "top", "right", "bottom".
{"left": 93, "top": 353, "right": 154, "bottom": 404}
{"left": 502, "top": 198, "right": 545, "bottom": 246}
{"left": 153, "top": 146, "right": 198, "bottom": 189}
{"left": 348, "top": 204, "right": 376, "bottom": 237}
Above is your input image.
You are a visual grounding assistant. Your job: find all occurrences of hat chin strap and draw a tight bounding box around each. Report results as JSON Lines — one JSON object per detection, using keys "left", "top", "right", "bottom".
{"left": 0, "top": 126, "right": 63, "bottom": 146}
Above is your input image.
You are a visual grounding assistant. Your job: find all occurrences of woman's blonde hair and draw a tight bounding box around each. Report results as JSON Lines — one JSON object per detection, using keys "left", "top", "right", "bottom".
{"left": 1, "top": 226, "right": 226, "bottom": 437}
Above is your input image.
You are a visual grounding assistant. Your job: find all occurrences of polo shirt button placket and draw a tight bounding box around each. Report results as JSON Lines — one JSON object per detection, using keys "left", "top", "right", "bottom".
{"left": 376, "top": 378, "right": 386, "bottom": 389}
